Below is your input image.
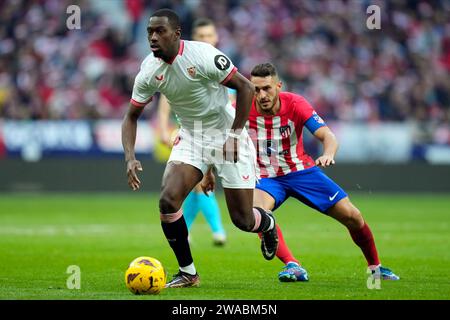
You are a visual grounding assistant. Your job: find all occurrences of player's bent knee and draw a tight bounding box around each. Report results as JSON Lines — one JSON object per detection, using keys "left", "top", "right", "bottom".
{"left": 229, "top": 213, "right": 253, "bottom": 232}
{"left": 159, "top": 194, "right": 182, "bottom": 214}
{"left": 348, "top": 206, "right": 364, "bottom": 229}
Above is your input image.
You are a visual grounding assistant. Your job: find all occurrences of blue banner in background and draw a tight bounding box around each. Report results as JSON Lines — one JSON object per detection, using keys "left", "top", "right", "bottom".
{"left": 0, "top": 120, "right": 449, "bottom": 164}
{"left": 0, "top": 120, "right": 154, "bottom": 161}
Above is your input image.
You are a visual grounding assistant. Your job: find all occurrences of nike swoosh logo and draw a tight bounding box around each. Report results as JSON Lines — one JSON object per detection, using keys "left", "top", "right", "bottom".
{"left": 155, "top": 74, "right": 164, "bottom": 81}
{"left": 262, "top": 241, "right": 272, "bottom": 258}
{"left": 329, "top": 191, "right": 339, "bottom": 201}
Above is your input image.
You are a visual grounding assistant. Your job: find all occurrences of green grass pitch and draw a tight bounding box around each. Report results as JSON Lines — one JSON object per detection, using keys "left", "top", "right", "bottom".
{"left": 0, "top": 193, "right": 449, "bottom": 300}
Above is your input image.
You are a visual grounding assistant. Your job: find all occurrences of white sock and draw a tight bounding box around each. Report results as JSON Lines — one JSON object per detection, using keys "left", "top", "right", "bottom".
{"left": 368, "top": 264, "right": 381, "bottom": 271}
{"left": 180, "top": 263, "right": 196, "bottom": 275}
{"left": 286, "top": 261, "right": 299, "bottom": 266}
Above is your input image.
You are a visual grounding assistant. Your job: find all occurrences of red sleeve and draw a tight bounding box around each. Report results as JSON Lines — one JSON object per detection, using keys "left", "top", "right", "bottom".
{"left": 292, "top": 95, "right": 316, "bottom": 125}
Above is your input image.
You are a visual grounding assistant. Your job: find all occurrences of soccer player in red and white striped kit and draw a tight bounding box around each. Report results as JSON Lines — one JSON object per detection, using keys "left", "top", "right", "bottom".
{"left": 202, "top": 62, "right": 399, "bottom": 282}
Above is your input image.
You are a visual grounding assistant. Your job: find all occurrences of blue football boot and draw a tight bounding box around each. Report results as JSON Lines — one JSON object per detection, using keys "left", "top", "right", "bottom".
{"left": 373, "top": 266, "right": 400, "bottom": 280}
{"left": 379, "top": 266, "right": 400, "bottom": 280}
{"left": 278, "top": 262, "right": 309, "bottom": 282}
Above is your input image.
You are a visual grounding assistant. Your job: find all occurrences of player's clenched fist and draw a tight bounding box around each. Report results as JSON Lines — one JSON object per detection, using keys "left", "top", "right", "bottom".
{"left": 126, "top": 159, "right": 143, "bottom": 191}
{"left": 200, "top": 168, "right": 216, "bottom": 196}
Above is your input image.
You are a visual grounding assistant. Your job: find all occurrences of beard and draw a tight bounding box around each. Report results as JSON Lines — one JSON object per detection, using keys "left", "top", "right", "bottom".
{"left": 259, "top": 100, "right": 272, "bottom": 110}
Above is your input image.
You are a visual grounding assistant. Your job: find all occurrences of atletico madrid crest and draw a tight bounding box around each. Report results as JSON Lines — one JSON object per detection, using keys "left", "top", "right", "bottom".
{"left": 279, "top": 125, "right": 292, "bottom": 139}
{"left": 187, "top": 66, "right": 196, "bottom": 77}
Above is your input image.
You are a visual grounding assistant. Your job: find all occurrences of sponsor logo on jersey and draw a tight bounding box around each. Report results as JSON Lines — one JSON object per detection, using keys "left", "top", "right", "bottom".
{"left": 266, "top": 140, "right": 274, "bottom": 156}
{"left": 187, "top": 66, "right": 196, "bottom": 77}
{"left": 279, "top": 125, "right": 292, "bottom": 138}
{"left": 214, "top": 55, "right": 231, "bottom": 70}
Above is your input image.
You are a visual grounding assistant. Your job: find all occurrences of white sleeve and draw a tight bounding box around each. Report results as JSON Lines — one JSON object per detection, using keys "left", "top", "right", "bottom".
{"left": 130, "top": 70, "right": 156, "bottom": 107}
{"left": 200, "top": 45, "right": 237, "bottom": 85}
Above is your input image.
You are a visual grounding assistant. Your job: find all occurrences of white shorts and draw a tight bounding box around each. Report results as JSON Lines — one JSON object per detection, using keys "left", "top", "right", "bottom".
{"left": 168, "top": 128, "right": 256, "bottom": 189}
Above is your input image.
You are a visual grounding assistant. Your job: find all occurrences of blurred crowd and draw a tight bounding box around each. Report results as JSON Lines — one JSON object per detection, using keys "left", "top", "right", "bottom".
{"left": 0, "top": 0, "right": 449, "bottom": 144}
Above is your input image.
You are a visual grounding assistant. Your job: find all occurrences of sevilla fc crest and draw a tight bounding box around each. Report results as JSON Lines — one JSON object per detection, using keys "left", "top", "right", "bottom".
{"left": 279, "top": 125, "right": 292, "bottom": 138}
{"left": 187, "top": 66, "right": 196, "bottom": 77}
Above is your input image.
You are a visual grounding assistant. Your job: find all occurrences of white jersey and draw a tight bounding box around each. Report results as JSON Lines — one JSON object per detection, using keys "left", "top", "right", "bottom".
{"left": 131, "top": 40, "right": 238, "bottom": 133}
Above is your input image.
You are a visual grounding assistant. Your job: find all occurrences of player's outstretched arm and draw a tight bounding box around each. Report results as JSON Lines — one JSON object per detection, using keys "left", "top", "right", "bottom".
{"left": 122, "top": 104, "right": 145, "bottom": 190}
{"left": 223, "top": 72, "right": 255, "bottom": 162}
{"left": 225, "top": 72, "right": 255, "bottom": 132}
{"left": 314, "top": 126, "right": 339, "bottom": 167}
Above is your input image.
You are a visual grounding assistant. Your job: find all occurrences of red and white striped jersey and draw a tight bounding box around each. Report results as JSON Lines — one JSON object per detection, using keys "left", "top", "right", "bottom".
{"left": 247, "top": 92, "right": 320, "bottom": 178}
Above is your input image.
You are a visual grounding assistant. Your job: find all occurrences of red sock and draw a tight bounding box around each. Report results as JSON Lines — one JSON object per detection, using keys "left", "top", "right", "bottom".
{"left": 259, "top": 224, "right": 299, "bottom": 265}
{"left": 349, "top": 222, "right": 380, "bottom": 266}
{"left": 275, "top": 224, "right": 300, "bottom": 265}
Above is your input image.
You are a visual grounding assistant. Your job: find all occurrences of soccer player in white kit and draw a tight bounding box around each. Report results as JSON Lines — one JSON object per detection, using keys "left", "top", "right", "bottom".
{"left": 121, "top": 9, "right": 278, "bottom": 288}
{"left": 158, "top": 18, "right": 229, "bottom": 247}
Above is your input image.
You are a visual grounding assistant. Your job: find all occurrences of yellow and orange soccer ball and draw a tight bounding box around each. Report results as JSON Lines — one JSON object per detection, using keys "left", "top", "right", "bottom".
{"left": 125, "top": 256, "right": 167, "bottom": 295}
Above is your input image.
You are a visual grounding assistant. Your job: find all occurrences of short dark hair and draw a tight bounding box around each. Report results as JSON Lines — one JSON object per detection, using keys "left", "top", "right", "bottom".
{"left": 192, "top": 18, "right": 215, "bottom": 30}
{"left": 150, "top": 9, "right": 181, "bottom": 30}
{"left": 250, "top": 63, "right": 278, "bottom": 78}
